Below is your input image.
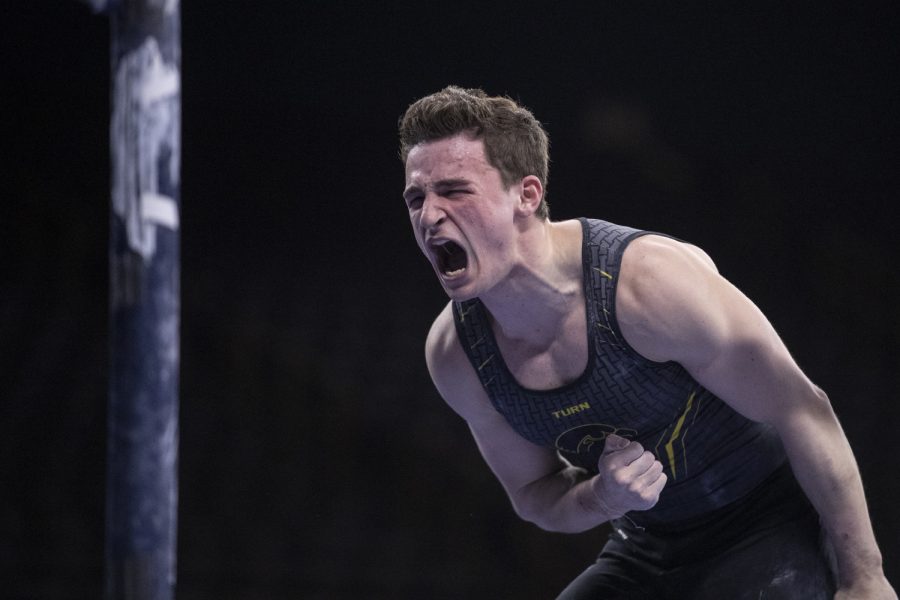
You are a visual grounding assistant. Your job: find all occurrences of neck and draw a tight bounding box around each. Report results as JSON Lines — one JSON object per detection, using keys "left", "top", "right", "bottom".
{"left": 479, "top": 219, "right": 583, "bottom": 346}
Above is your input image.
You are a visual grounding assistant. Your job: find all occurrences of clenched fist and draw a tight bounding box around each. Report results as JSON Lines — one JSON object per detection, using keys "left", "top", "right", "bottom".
{"left": 590, "top": 433, "right": 667, "bottom": 519}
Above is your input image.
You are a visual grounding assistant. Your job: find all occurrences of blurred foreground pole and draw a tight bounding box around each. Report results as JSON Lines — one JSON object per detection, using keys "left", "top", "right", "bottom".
{"left": 86, "top": 0, "right": 182, "bottom": 597}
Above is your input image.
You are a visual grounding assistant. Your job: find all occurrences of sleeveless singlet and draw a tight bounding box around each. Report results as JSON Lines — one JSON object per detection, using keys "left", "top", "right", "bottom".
{"left": 453, "top": 218, "right": 786, "bottom": 525}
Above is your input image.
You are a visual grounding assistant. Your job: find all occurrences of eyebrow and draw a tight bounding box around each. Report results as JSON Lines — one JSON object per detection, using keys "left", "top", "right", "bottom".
{"left": 403, "top": 178, "right": 473, "bottom": 200}
{"left": 433, "top": 178, "right": 472, "bottom": 190}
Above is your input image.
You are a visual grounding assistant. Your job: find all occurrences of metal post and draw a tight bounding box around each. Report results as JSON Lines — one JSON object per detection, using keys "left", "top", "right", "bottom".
{"left": 85, "top": 0, "right": 182, "bottom": 597}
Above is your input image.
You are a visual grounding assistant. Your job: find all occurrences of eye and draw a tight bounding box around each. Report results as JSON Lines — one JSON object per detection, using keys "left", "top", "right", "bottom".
{"left": 405, "top": 195, "right": 423, "bottom": 210}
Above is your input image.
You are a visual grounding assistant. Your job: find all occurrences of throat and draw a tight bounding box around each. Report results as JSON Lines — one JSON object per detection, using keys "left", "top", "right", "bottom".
{"left": 490, "top": 299, "right": 589, "bottom": 391}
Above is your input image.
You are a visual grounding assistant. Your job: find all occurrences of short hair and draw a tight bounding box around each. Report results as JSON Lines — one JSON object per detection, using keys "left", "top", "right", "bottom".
{"left": 398, "top": 86, "right": 550, "bottom": 219}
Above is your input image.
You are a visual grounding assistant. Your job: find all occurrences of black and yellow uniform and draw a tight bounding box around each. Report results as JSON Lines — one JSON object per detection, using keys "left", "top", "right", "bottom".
{"left": 453, "top": 218, "right": 834, "bottom": 598}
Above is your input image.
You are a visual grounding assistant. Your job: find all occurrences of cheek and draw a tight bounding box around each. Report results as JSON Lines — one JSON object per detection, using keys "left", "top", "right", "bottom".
{"left": 412, "top": 229, "right": 427, "bottom": 251}
{"left": 409, "top": 212, "right": 425, "bottom": 234}
{"left": 408, "top": 217, "right": 425, "bottom": 246}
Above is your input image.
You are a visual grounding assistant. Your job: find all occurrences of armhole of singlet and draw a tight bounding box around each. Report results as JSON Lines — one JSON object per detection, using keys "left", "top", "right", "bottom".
{"left": 450, "top": 299, "right": 513, "bottom": 413}
{"left": 606, "top": 229, "right": 687, "bottom": 368}
{"left": 451, "top": 300, "right": 481, "bottom": 372}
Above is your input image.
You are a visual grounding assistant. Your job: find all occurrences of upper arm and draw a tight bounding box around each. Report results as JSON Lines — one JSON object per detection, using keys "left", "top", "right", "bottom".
{"left": 425, "top": 304, "right": 567, "bottom": 510}
{"left": 616, "top": 236, "right": 831, "bottom": 428}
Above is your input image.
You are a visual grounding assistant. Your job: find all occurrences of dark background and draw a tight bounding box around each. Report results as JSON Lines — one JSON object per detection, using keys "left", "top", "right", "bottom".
{"left": 2, "top": 2, "right": 898, "bottom": 598}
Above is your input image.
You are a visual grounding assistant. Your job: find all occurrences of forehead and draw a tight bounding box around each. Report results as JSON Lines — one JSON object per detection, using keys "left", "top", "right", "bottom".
{"left": 404, "top": 134, "right": 494, "bottom": 184}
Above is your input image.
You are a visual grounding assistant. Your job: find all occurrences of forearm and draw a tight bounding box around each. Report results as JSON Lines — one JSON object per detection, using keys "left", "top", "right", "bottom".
{"left": 778, "top": 394, "right": 885, "bottom": 586}
{"left": 512, "top": 465, "right": 615, "bottom": 534}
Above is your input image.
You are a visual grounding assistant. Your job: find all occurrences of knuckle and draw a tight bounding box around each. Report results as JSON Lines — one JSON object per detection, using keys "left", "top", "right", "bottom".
{"left": 641, "top": 487, "right": 660, "bottom": 503}
{"left": 612, "top": 471, "right": 630, "bottom": 487}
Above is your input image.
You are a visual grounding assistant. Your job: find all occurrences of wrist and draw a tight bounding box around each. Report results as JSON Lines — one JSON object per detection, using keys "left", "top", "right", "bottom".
{"left": 835, "top": 572, "right": 896, "bottom": 600}
{"left": 578, "top": 477, "right": 622, "bottom": 522}
{"left": 835, "top": 549, "right": 885, "bottom": 588}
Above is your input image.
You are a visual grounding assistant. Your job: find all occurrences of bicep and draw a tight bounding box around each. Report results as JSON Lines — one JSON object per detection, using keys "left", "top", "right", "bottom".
{"left": 431, "top": 363, "right": 567, "bottom": 506}
{"left": 619, "top": 236, "right": 828, "bottom": 427}
{"left": 466, "top": 405, "right": 568, "bottom": 506}
{"left": 684, "top": 276, "right": 825, "bottom": 426}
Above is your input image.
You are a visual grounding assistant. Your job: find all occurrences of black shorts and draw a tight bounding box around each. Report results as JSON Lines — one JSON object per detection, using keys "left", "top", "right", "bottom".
{"left": 557, "top": 464, "right": 836, "bottom": 599}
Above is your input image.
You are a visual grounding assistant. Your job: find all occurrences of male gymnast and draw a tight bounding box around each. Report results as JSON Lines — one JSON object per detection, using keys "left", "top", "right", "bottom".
{"left": 399, "top": 86, "right": 895, "bottom": 599}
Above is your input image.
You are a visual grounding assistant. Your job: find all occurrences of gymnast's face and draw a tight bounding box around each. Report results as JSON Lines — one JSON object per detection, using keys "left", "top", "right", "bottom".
{"left": 403, "top": 133, "right": 522, "bottom": 301}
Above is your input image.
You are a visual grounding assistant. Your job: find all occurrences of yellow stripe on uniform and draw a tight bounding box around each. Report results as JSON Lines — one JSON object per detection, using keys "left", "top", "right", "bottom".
{"left": 664, "top": 391, "right": 696, "bottom": 481}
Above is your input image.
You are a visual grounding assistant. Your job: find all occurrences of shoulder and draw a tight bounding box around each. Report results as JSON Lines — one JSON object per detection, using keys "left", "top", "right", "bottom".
{"left": 425, "top": 302, "right": 498, "bottom": 424}
{"left": 424, "top": 302, "right": 462, "bottom": 377}
{"left": 616, "top": 234, "right": 727, "bottom": 363}
{"left": 621, "top": 234, "right": 717, "bottom": 276}
{"left": 616, "top": 236, "right": 828, "bottom": 425}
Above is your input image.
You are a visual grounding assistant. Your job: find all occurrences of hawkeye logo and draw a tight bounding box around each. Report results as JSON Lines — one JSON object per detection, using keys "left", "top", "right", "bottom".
{"left": 551, "top": 390, "right": 701, "bottom": 479}
{"left": 555, "top": 424, "right": 639, "bottom": 459}
{"left": 552, "top": 401, "right": 591, "bottom": 419}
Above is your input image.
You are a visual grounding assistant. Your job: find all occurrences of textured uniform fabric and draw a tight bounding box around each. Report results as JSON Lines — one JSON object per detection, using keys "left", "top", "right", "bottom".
{"left": 452, "top": 218, "right": 786, "bottom": 526}
{"left": 451, "top": 218, "right": 835, "bottom": 597}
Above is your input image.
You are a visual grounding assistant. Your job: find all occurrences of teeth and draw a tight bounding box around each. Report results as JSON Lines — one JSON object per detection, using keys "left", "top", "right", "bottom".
{"left": 444, "top": 267, "right": 466, "bottom": 277}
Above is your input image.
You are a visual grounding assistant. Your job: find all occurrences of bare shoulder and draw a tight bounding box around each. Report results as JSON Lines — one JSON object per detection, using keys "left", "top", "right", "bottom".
{"left": 617, "top": 236, "right": 830, "bottom": 426}
{"left": 616, "top": 234, "right": 726, "bottom": 363}
{"left": 424, "top": 303, "right": 462, "bottom": 384}
{"left": 621, "top": 234, "right": 717, "bottom": 277}
{"left": 425, "top": 302, "right": 498, "bottom": 425}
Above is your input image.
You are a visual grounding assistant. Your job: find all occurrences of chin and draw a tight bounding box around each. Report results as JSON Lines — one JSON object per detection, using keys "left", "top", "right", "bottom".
{"left": 440, "top": 282, "right": 479, "bottom": 303}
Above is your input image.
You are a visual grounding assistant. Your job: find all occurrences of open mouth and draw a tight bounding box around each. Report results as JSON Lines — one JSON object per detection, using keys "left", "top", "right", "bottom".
{"left": 433, "top": 240, "right": 468, "bottom": 277}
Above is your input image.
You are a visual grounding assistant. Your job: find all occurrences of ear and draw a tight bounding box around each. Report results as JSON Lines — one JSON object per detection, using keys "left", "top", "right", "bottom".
{"left": 515, "top": 175, "right": 544, "bottom": 217}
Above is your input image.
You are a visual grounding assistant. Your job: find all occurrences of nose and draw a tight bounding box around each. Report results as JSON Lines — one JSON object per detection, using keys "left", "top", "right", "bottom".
{"left": 420, "top": 193, "right": 446, "bottom": 231}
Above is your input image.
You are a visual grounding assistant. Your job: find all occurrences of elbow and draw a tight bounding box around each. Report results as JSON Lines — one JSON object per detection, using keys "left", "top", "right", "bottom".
{"left": 510, "top": 491, "right": 588, "bottom": 534}
{"left": 813, "top": 384, "right": 832, "bottom": 410}
{"left": 508, "top": 467, "right": 599, "bottom": 534}
{"left": 773, "top": 382, "right": 840, "bottom": 437}
{"left": 510, "top": 490, "right": 566, "bottom": 533}
{"left": 516, "top": 508, "right": 569, "bottom": 534}
{"left": 809, "top": 382, "right": 830, "bottom": 404}
{"left": 807, "top": 384, "right": 837, "bottom": 420}
{"left": 510, "top": 493, "right": 548, "bottom": 530}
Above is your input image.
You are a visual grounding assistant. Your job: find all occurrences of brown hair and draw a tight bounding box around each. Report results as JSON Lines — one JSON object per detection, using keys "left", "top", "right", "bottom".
{"left": 399, "top": 86, "right": 550, "bottom": 219}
